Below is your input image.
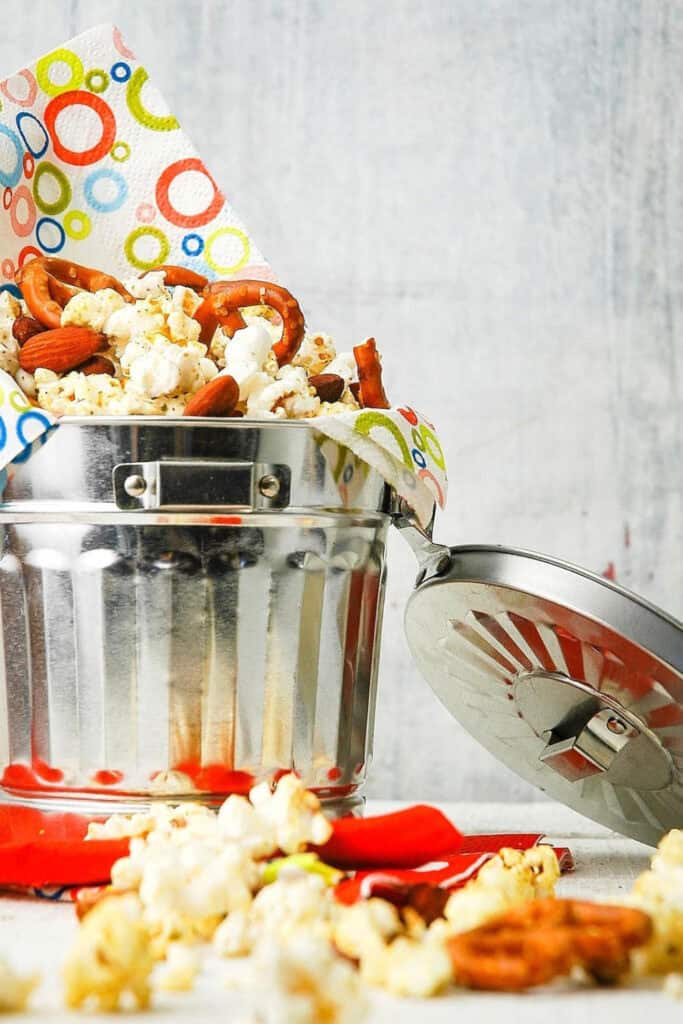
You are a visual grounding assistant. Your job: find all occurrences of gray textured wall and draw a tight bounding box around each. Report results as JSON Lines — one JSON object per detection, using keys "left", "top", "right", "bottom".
{"left": 2, "top": 1, "right": 681, "bottom": 802}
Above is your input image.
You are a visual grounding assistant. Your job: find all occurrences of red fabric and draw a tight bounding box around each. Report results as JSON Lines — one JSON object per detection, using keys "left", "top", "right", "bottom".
{"left": 334, "top": 851, "right": 494, "bottom": 904}
{"left": 317, "top": 805, "right": 463, "bottom": 869}
{"left": 0, "top": 806, "right": 128, "bottom": 887}
{"left": 334, "top": 844, "right": 574, "bottom": 905}
{"left": 459, "top": 833, "right": 544, "bottom": 853}
{"left": 0, "top": 801, "right": 574, "bottom": 892}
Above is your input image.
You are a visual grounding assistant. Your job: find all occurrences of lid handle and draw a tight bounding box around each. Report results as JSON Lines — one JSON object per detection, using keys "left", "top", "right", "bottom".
{"left": 539, "top": 707, "right": 640, "bottom": 782}
{"left": 392, "top": 500, "right": 452, "bottom": 584}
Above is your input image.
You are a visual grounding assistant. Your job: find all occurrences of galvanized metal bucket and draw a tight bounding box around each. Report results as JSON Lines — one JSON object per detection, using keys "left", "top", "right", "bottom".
{"left": 3, "top": 417, "right": 683, "bottom": 844}
{"left": 0, "top": 419, "right": 393, "bottom": 812}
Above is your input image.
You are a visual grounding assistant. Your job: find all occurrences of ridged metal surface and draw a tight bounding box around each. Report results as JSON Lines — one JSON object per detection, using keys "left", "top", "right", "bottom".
{"left": 406, "top": 545, "right": 683, "bottom": 845}
{"left": 0, "top": 421, "right": 391, "bottom": 810}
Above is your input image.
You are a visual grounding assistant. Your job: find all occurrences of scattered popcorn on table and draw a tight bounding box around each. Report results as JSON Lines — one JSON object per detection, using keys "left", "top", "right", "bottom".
{"left": 246, "top": 935, "right": 367, "bottom": 1024}
{"left": 435, "top": 845, "right": 560, "bottom": 938}
{"left": 664, "top": 972, "right": 683, "bottom": 999}
{"left": 0, "top": 955, "right": 39, "bottom": 1012}
{"left": 63, "top": 893, "right": 154, "bottom": 1011}
{"left": 331, "top": 895, "right": 453, "bottom": 997}
{"left": 92, "top": 775, "right": 329, "bottom": 957}
{"left": 153, "top": 942, "right": 199, "bottom": 993}
{"left": 215, "top": 874, "right": 331, "bottom": 958}
{"left": 363, "top": 935, "right": 453, "bottom": 998}
{"left": 68, "top": 779, "right": 574, "bottom": 1011}
{"left": 630, "top": 828, "right": 683, "bottom": 976}
{"left": 247, "top": 774, "right": 333, "bottom": 853}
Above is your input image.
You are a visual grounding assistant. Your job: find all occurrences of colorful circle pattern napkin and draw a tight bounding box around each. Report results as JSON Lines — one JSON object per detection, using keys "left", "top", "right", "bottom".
{"left": 0, "top": 24, "right": 447, "bottom": 521}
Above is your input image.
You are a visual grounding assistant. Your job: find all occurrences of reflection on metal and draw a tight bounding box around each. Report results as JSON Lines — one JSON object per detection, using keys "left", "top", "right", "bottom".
{"left": 0, "top": 420, "right": 391, "bottom": 813}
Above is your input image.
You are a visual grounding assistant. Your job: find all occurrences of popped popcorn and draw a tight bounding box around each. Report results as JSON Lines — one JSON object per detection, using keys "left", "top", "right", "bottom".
{"left": 153, "top": 943, "right": 199, "bottom": 993}
{"left": 332, "top": 897, "right": 402, "bottom": 965}
{"left": 362, "top": 935, "right": 453, "bottom": 998}
{"left": 630, "top": 828, "right": 683, "bottom": 976}
{"left": 123, "top": 271, "right": 168, "bottom": 301}
{"left": 664, "top": 972, "right": 683, "bottom": 999}
{"left": 292, "top": 332, "right": 337, "bottom": 375}
{"left": 63, "top": 893, "right": 155, "bottom": 1011}
{"left": 112, "top": 829, "right": 258, "bottom": 951}
{"left": 248, "top": 773, "right": 333, "bottom": 853}
{"left": 214, "top": 874, "right": 331, "bottom": 958}
{"left": 331, "top": 896, "right": 453, "bottom": 997}
{"left": 0, "top": 291, "right": 22, "bottom": 376}
{"left": 0, "top": 955, "right": 39, "bottom": 1012}
{"left": 61, "top": 287, "right": 127, "bottom": 332}
{"left": 77, "top": 781, "right": 581, "bottom": 1011}
{"left": 246, "top": 934, "right": 368, "bottom": 1024}
{"left": 120, "top": 335, "right": 214, "bottom": 398}
{"left": 437, "top": 845, "right": 560, "bottom": 937}
{"left": 96, "top": 775, "right": 328, "bottom": 957}
{"left": 9, "top": 267, "right": 363, "bottom": 418}
{"left": 87, "top": 800, "right": 213, "bottom": 840}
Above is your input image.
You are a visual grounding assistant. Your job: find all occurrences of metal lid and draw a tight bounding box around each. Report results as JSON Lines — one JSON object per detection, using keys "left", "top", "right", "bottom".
{"left": 404, "top": 545, "right": 683, "bottom": 846}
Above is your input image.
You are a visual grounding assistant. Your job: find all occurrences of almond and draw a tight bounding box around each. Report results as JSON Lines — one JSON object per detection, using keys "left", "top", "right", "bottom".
{"left": 183, "top": 375, "right": 240, "bottom": 417}
{"left": 12, "top": 316, "right": 45, "bottom": 346}
{"left": 349, "top": 381, "right": 361, "bottom": 402}
{"left": 77, "top": 355, "right": 115, "bottom": 377}
{"left": 309, "top": 373, "right": 345, "bottom": 403}
{"left": 19, "top": 326, "right": 107, "bottom": 374}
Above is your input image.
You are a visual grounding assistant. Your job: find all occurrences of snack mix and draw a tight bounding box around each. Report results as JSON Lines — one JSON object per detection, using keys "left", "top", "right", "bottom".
{"left": 5, "top": 775, "right": 683, "bottom": 1015}
{"left": 1, "top": 258, "right": 390, "bottom": 419}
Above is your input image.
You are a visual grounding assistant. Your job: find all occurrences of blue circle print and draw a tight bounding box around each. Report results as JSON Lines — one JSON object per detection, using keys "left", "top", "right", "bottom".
{"left": 110, "top": 62, "right": 131, "bottom": 82}
{"left": 411, "top": 447, "right": 427, "bottom": 469}
{"left": 36, "top": 217, "right": 66, "bottom": 254}
{"left": 182, "top": 233, "right": 204, "bottom": 257}
{"left": 84, "top": 168, "right": 128, "bottom": 213}
{"left": 16, "top": 410, "right": 53, "bottom": 451}
{"left": 0, "top": 284, "right": 22, "bottom": 300}
{"left": 15, "top": 112, "right": 49, "bottom": 159}
{"left": 0, "top": 125, "right": 24, "bottom": 188}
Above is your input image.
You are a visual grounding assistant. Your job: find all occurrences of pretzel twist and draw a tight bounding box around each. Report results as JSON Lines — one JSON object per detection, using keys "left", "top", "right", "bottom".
{"left": 447, "top": 899, "right": 652, "bottom": 991}
{"left": 353, "top": 336, "right": 390, "bottom": 408}
{"left": 16, "top": 257, "right": 132, "bottom": 329}
{"left": 194, "top": 280, "right": 305, "bottom": 365}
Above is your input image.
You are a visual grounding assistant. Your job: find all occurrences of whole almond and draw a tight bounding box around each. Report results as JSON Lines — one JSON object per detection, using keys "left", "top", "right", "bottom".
{"left": 19, "top": 326, "right": 107, "bottom": 374}
{"left": 183, "top": 375, "right": 240, "bottom": 417}
{"left": 12, "top": 316, "right": 45, "bottom": 346}
{"left": 349, "top": 381, "right": 361, "bottom": 402}
{"left": 77, "top": 355, "right": 115, "bottom": 377}
{"left": 309, "top": 373, "right": 345, "bottom": 403}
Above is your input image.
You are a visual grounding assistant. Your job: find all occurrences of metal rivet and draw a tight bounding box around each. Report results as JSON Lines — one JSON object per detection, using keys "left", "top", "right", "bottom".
{"left": 258, "top": 474, "right": 281, "bottom": 499}
{"left": 123, "top": 474, "right": 147, "bottom": 498}
{"left": 607, "top": 716, "right": 628, "bottom": 735}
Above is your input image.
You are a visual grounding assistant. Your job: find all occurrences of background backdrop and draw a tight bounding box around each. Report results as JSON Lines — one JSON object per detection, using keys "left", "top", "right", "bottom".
{"left": 2, "top": 1, "right": 681, "bottom": 802}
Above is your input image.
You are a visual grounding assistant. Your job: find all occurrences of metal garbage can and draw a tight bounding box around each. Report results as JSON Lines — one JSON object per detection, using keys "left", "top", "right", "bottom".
{"left": 0, "top": 418, "right": 391, "bottom": 813}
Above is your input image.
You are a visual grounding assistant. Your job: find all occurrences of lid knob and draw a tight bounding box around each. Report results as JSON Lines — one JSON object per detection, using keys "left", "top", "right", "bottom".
{"left": 516, "top": 671, "right": 672, "bottom": 791}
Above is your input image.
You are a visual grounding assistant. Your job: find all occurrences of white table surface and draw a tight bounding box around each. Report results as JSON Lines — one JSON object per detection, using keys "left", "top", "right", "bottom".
{"left": 3, "top": 800, "right": 678, "bottom": 1022}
